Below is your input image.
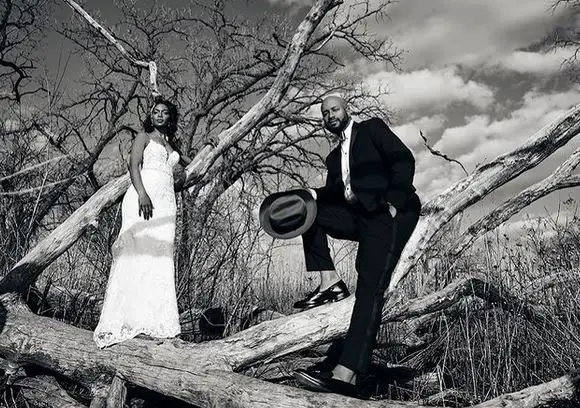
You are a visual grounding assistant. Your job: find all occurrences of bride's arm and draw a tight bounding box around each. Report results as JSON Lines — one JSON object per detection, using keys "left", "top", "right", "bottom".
{"left": 129, "top": 133, "right": 154, "bottom": 219}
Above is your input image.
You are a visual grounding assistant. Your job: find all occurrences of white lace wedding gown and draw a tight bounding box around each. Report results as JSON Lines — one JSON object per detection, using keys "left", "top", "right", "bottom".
{"left": 93, "top": 139, "right": 181, "bottom": 348}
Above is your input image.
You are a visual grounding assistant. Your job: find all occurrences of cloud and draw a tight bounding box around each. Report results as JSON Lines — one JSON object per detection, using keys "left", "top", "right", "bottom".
{"left": 487, "top": 48, "right": 578, "bottom": 76}
{"left": 366, "top": 67, "right": 495, "bottom": 114}
{"left": 392, "top": 114, "right": 446, "bottom": 148}
{"left": 433, "top": 115, "right": 491, "bottom": 158}
{"left": 382, "top": 0, "right": 569, "bottom": 69}
{"left": 413, "top": 154, "right": 467, "bottom": 200}
{"left": 266, "top": 0, "right": 571, "bottom": 72}
{"left": 435, "top": 89, "right": 580, "bottom": 161}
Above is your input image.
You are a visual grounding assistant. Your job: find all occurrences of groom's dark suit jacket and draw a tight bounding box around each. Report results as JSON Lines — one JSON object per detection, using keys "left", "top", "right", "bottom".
{"left": 315, "top": 118, "right": 417, "bottom": 213}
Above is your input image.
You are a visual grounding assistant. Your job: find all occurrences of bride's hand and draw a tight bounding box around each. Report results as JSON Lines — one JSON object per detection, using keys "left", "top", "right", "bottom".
{"left": 138, "top": 192, "right": 154, "bottom": 220}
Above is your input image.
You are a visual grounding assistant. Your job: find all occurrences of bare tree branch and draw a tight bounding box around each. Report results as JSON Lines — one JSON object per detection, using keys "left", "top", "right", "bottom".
{"left": 419, "top": 130, "right": 468, "bottom": 176}
{"left": 63, "top": 0, "right": 160, "bottom": 97}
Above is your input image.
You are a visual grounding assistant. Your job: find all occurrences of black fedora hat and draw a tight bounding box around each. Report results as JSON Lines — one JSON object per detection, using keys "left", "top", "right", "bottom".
{"left": 259, "top": 189, "right": 317, "bottom": 239}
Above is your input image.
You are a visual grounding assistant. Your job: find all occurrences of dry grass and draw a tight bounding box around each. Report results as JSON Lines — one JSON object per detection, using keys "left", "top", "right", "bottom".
{"left": 381, "top": 210, "right": 580, "bottom": 403}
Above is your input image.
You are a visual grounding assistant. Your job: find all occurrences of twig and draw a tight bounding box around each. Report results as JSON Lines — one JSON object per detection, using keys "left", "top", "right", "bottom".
{"left": 310, "top": 24, "right": 339, "bottom": 52}
{"left": 0, "top": 174, "right": 86, "bottom": 197}
{"left": 419, "top": 130, "right": 468, "bottom": 176}
{"left": 0, "top": 155, "right": 71, "bottom": 183}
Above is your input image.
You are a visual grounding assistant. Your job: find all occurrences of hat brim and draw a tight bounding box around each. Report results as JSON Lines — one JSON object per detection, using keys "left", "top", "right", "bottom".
{"left": 259, "top": 189, "right": 317, "bottom": 239}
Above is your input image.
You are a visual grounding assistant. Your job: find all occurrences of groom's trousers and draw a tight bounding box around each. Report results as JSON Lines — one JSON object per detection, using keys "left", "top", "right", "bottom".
{"left": 301, "top": 192, "right": 421, "bottom": 374}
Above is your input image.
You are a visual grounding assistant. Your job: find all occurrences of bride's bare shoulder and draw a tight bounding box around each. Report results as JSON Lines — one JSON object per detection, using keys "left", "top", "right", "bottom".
{"left": 135, "top": 132, "right": 151, "bottom": 143}
{"left": 132, "top": 132, "right": 152, "bottom": 149}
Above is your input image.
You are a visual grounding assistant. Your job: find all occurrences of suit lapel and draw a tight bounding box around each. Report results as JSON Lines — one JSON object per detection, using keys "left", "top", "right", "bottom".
{"left": 349, "top": 122, "right": 358, "bottom": 172}
{"left": 349, "top": 121, "right": 358, "bottom": 152}
{"left": 327, "top": 145, "right": 340, "bottom": 174}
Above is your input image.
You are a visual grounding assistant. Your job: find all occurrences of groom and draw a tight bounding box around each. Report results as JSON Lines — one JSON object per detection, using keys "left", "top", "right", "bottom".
{"left": 293, "top": 96, "right": 421, "bottom": 398}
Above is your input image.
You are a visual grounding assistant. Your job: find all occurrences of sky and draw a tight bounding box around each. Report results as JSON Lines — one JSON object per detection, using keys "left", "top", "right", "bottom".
{"left": 35, "top": 0, "right": 580, "bottom": 238}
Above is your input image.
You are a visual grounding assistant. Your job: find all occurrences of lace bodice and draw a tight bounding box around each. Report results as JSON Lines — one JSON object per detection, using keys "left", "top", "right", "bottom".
{"left": 142, "top": 139, "right": 180, "bottom": 174}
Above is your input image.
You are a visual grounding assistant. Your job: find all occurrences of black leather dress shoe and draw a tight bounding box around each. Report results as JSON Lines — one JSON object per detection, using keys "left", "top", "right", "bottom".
{"left": 293, "top": 369, "right": 359, "bottom": 398}
{"left": 304, "top": 360, "right": 334, "bottom": 375}
{"left": 293, "top": 280, "right": 350, "bottom": 310}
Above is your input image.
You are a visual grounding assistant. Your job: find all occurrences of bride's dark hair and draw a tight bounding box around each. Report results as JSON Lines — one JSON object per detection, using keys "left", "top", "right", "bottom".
{"left": 143, "top": 97, "right": 179, "bottom": 140}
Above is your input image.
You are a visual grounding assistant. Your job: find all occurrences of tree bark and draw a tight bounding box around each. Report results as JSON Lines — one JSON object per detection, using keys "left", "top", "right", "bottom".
{"left": 106, "top": 375, "right": 127, "bottom": 408}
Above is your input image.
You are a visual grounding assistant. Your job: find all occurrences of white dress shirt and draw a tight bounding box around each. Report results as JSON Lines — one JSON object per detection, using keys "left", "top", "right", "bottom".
{"left": 340, "top": 119, "right": 356, "bottom": 203}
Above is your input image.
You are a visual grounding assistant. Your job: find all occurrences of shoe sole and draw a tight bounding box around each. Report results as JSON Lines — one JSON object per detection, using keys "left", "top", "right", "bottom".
{"left": 293, "top": 370, "right": 332, "bottom": 392}
{"left": 293, "top": 293, "right": 351, "bottom": 311}
{"left": 294, "top": 370, "right": 360, "bottom": 399}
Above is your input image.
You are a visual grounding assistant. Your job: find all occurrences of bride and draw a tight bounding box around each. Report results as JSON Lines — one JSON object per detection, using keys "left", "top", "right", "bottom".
{"left": 94, "top": 98, "right": 192, "bottom": 348}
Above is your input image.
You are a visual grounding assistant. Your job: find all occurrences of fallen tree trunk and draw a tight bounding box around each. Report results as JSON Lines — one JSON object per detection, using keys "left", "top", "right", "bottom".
{"left": 24, "top": 275, "right": 542, "bottom": 375}
{"left": 0, "top": 294, "right": 421, "bottom": 408}
{"left": 385, "top": 276, "right": 549, "bottom": 323}
{"left": 217, "top": 275, "right": 551, "bottom": 370}
{"left": 0, "top": 274, "right": 570, "bottom": 407}
{"left": 4, "top": 274, "right": 544, "bottom": 374}
{"left": 471, "top": 370, "right": 580, "bottom": 407}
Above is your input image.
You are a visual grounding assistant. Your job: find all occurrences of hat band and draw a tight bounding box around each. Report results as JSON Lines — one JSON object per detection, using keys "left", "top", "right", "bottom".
{"left": 271, "top": 211, "right": 307, "bottom": 234}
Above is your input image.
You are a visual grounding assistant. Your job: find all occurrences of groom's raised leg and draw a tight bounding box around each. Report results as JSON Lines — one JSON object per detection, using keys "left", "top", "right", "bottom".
{"left": 295, "top": 202, "right": 357, "bottom": 310}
